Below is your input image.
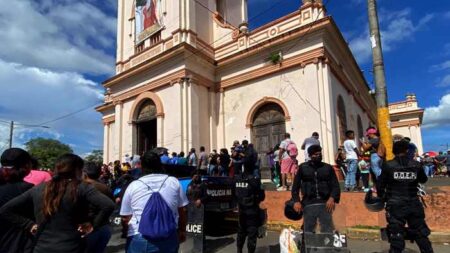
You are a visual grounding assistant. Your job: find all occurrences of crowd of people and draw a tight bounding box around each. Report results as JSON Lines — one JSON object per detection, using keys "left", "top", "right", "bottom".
{"left": 0, "top": 140, "right": 265, "bottom": 253}
{"left": 335, "top": 127, "right": 450, "bottom": 194}
{"left": 0, "top": 126, "right": 441, "bottom": 253}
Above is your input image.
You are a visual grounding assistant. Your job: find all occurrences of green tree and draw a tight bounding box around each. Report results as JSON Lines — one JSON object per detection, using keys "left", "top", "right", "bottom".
{"left": 85, "top": 150, "right": 103, "bottom": 164}
{"left": 25, "top": 138, "right": 73, "bottom": 169}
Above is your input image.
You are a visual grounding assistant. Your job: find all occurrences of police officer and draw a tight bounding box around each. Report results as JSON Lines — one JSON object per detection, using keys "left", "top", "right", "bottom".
{"left": 291, "top": 145, "right": 341, "bottom": 233}
{"left": 235, "top": 157, "right": 265, "bottom": 253}
{"left": 377, "top": 140, "right": 433, "bottom": 253}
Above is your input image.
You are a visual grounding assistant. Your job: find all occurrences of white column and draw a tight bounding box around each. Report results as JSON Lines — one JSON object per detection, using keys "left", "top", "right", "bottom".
{"left": 183, "top": 78, "right": 190, "bottom": 151}
{"left": 157, "top": 116, "right": 164, "bottom": 147}
{"left": 179, "top": 81, "right": 185, "bottom": 151}
{"left": 321, "top": 61, "right": 336, "bottom": 164}
{"left": 316, "top": 62, "right": 328, "bottom": 163}
{"left": 239, "top": 0, "right": 248, "bottom": 32}
{"left": 114, "top": 102, "right": 123, "bottom": 161}
{"left": 218, "top": 89, "right": 226, "bottom": 149}
{"left": 103, "top": 123, "right": 109, "bottom": 164}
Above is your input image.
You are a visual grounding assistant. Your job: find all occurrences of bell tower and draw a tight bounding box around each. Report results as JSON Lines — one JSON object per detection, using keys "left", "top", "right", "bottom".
{"left": 116, "top": 0, "right": 249, "bottom": 67}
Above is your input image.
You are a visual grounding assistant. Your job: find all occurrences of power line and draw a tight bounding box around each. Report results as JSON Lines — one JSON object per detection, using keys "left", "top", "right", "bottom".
{"left": 37, "top": 102, "right": 101, "bottom": 126}
{"left": 284, "top": 0, "right": 331, "bottom": 55}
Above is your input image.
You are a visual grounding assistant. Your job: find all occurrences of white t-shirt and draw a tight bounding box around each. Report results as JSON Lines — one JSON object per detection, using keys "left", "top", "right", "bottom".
{"left": 189, "top": 153, "right": 197, "bottom": 166}
{"left": 120, "top": 174, "right": 189, "bottom": 237}
{"left": 343, "top": 139, "right": 358, "bottom": 160}
{"left": 280, "top": 138, "right": 294, "bottom": 160}
{"left": 274, "top": 150, "right": 280, "bottom": 162}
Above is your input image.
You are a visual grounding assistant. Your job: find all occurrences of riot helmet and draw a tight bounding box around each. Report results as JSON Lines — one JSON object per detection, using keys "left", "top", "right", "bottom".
{"left": 284, "top": 199, "right": 303, "bottom": 221}
{"left": 364, "top": 190, "right": 384, "bottom": 212}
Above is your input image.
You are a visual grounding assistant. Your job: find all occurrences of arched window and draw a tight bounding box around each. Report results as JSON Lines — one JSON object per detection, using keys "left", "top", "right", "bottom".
{"left": 136, "top": 99, "right": 157, "bottom": 123}
{"left": 337, "top": 95, "right": 347, "bottom": 144}
{"left": 357, "top": 115, "right": 364, "bottom": 140}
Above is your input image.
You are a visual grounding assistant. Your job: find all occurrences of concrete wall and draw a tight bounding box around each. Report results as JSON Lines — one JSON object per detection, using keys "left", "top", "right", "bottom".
{"left": 221, "top": 65, "right": 324, "bottom": 163}
{"left": 264, "top": 187, "right": 450, "bottom": 233}
{"left": 329, "top": 73, "right": 372, "bottom": 147}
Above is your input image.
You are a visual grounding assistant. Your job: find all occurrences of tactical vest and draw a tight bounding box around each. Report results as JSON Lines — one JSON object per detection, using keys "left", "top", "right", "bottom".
{"left": 235, "top": 176, "right": 257, "bottom": 208}
{"left": 385, "top": 158, "right": 422, "bottom": 201}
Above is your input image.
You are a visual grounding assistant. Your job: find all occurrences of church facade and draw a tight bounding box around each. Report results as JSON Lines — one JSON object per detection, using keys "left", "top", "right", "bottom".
{"left": 97, "top": 0, "right": 378, "bottom": 166}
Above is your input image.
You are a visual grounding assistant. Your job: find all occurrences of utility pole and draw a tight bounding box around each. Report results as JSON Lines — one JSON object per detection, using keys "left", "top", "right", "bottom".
{"left": 9, "top": 121, "right": 14, "bottom": 148}
{"left": 367, "top": 0, "right": 393, "bottom": 160}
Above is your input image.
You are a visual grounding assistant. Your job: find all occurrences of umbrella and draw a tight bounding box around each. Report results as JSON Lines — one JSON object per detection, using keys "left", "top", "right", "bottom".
{"left": 424, "top": 151, "right": 438, "bottom": 158}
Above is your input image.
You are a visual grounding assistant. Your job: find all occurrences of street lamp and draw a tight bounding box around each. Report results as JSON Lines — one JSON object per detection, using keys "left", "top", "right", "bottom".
{"left": 8, "top": 121, "right": 51, "bottom": 148}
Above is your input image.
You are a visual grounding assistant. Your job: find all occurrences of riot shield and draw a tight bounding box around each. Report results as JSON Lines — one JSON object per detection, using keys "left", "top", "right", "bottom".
{"left": 183, "top": 203, "right": 205, "bottom": 253}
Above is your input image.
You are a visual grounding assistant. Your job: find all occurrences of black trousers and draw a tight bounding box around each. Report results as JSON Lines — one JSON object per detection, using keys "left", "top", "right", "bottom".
{"left": 303, "top": 203, "right": 334, "bottom": 233}
{"left": 386, "top": 199, "right": 433, "bottom": 253}
{"left": 361, "top": 173, "right": 370, "bottom": 189}
{"left": 237, "top": 213, "right": 259, "bottom": 253}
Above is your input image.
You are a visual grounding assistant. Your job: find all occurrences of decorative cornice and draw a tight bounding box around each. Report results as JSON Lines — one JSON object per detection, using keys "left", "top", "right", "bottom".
{"left": 216, "top": 17, "right": 331, "bottom": 66}
{"left": 391, "top": 119, "right": 421, "bottom": 128}
{"left": 102, "top": 115, "right": 115, "bottom": 125}
{"left": 105, "top": 44, "right": 185, "bottom": 87}
{"left": 219, "top": 47, "right": 325, "bottom": 90}
{"left": 95, "top": 103, "right": 114, "bottom": 113}
{"left": 104, "top": 68, "right": 215, "bottom": 105}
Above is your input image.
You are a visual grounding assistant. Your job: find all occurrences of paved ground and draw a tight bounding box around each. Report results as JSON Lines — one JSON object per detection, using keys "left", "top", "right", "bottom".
{"left": 106, "top": 177, "right": 450, "bottom": 252}
{"left": 106, "top": 229, "right": 450, "bottom": 253}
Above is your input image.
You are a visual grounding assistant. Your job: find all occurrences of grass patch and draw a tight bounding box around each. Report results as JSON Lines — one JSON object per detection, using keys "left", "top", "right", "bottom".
{"left": 351, "top": 225, "right": 381, "bottom": 230}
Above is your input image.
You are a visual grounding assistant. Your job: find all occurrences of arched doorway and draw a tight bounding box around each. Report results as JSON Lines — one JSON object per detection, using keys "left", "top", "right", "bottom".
{"left": 251, "top": 103, "right": 286, "bottom": 179}
{"left": 135, "top": 99, "right": 158, "bottom": 155}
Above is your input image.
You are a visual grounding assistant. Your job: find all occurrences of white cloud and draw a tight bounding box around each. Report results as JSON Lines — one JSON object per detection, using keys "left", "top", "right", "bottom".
{"left": 0, "top": 0, "right": 116, "bottom": 75}
{"left": 430, "top": 60, "right": 450, "bottom": 72}
{"left": 445, "top": 11, "right": 450, "bottom": 19}
{"left": 0, "top": 59, "right": 104, "bottom": 154}
{"left": 445, "top": 43, "right": 450, "bottom": 55}
{"left": 423, "top": 93, "right": 450, "bottom": 128}
{"left": 436, "top": 74, "right": 450, "bottom": 87}
{"left": 348, "top": 9, "right": 434, "bottom": 64}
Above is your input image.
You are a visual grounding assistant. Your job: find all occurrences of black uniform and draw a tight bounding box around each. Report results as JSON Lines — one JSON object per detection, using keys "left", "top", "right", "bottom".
{"left": 235, "top": 173, "right": 265, "bottom": 253}
{"left": 291, "top": 161, "right": 340, "bottom": 232}
{"left": 378, "top": 156, "right": 433, "bottom": 253}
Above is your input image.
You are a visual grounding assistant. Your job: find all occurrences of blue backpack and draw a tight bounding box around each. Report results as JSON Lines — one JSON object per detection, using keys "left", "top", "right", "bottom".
{"left": 138, "top": 177, "right": 177, "bottom": 240}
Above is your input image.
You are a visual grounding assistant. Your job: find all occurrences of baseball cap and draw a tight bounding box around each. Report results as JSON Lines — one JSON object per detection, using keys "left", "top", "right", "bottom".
{"left": 366, "top": 128, "right": 378, "bottom": 136}
{"left": 1, "top": 148, "right": 32, "bottom": 168}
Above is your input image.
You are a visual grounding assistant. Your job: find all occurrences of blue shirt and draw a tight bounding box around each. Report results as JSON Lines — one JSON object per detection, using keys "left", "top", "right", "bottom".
{"left": 160, "top": 155, "right": 170, "bottom": 164}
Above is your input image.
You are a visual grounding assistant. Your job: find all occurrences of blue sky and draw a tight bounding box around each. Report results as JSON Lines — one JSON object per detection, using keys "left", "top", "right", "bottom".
{"left": 0, "top": 0, "right": 449, "bottom": 156}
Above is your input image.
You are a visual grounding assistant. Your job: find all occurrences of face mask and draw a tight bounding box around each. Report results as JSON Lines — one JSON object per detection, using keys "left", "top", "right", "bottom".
{"left": 311, "top": 155, "right": 323, "bottom": 163}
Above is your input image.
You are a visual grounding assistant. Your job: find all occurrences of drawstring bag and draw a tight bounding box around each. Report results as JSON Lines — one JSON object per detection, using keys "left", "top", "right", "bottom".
{"left": 138, "top": 177, "right": 177, "bottom": 240}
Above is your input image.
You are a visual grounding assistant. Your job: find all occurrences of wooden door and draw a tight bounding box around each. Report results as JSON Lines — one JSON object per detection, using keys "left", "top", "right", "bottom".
{"left": 251, "top": 103, "right": 286, "bottom": 180}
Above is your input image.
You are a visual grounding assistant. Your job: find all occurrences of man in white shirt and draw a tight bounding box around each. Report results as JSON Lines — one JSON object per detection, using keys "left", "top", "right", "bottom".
{"left": 120, "top": 151, "right": 189, "bottom": 253}
{"left": 343, "top": 130, "right": 360, "bottom": 192}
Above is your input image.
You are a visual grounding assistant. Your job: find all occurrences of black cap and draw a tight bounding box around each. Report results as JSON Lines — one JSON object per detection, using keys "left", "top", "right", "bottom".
{"left": 1, "top": 148, "right": 32, "bottom": 168}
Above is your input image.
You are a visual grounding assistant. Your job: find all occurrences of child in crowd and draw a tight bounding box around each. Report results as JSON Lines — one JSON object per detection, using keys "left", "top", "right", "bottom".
{"left": 358, "top": 155, "right": 370, "bottom": 192}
